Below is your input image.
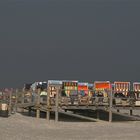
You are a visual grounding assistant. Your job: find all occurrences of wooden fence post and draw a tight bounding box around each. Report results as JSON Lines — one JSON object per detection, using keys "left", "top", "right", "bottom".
{"left": 21, "top": 90, "right": 25, "bottom": 113}
{"left": 8, "top": 91, "right": 12, "bottom": 115}
{"left": 46, "top": 87, "right": 50, "bottom": 121}
{"left": 130, "top": 110, "right": 133, "bottom": 116}
{"left": 97, "top": 110, "right": 100, "bottom": 119}
{"left": 15, "top": 89, "right": 18, "bottom": 113}
{"left": 55, "top": 88, "right": 59, "bottom": 122}
{"left": 109, "top": 89, "right": 113, "bottom": 122}
{"left": 36, "top": 89, "right": 40, "bottom": 118}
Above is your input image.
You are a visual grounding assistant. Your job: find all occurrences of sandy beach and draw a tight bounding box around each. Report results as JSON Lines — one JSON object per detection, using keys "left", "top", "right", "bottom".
{"left": 0, "top": 112, "right": 140, "bottom": 140}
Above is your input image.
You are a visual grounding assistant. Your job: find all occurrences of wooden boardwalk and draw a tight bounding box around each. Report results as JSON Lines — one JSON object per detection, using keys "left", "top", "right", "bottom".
{"left": 7, "top": 88, "right": 140, "bottom": 123}
{"left": 0, "top": 88, "right": 139, "bottom": 121}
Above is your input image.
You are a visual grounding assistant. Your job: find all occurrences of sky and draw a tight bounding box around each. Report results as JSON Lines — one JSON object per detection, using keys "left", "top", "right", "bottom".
{"left": 0, "top": 0, "right": 140, "bottom": 88}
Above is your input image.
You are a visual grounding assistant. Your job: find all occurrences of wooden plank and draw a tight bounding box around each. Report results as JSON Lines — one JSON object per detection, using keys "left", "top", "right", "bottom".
{"left": 16, "top": 102, "right": 35, "bottom": 108}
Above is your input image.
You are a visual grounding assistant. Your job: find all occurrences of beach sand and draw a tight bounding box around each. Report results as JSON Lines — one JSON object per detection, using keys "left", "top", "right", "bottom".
{"left": 0, "top": 111, "right": 140, "bottom": 140}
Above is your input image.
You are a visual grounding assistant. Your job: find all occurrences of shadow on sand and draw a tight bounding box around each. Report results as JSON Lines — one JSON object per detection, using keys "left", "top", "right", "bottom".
{"left": 16, "top": 108, "right": 140, "bottom": 123}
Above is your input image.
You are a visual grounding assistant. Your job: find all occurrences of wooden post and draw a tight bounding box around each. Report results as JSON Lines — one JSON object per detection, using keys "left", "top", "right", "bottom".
{"left": 36, "top": 89, "right": 40, "bottom": 118}
{"left": 55, "top": 88, "right": 59, "bottom": 122}
{"left": 109, "top": 89, "right": 113, "bottom": 122}
{"left": 29, "top": 89, "right": 33, "bottom": 103}
{"left": 8, "top": 91, "right": 12, "bottom": 115}
{"left": 22, "top": 90, "right": 24, "bottom": 104}
{"left": 130, "top": 110, "right": 133, "bottom": 116}
{"left": 28, "top": 107, "right": 31, "bottom": 116}
{"left": 46, "top": 87, "right": 50, "bottom": 121}
{"left": 96, "top": 110, "right": 99, "bottom": 119}
{"left": 21, "top": 91, "right": 25, "bottom": 113}
{"left": 15, "top": 89, "right": 18, "bottom": 113}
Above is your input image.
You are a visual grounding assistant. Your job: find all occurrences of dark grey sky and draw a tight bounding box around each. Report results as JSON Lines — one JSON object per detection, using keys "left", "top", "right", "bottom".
{"left": 0, "top": 0, "right": 140, "bottom": 88}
